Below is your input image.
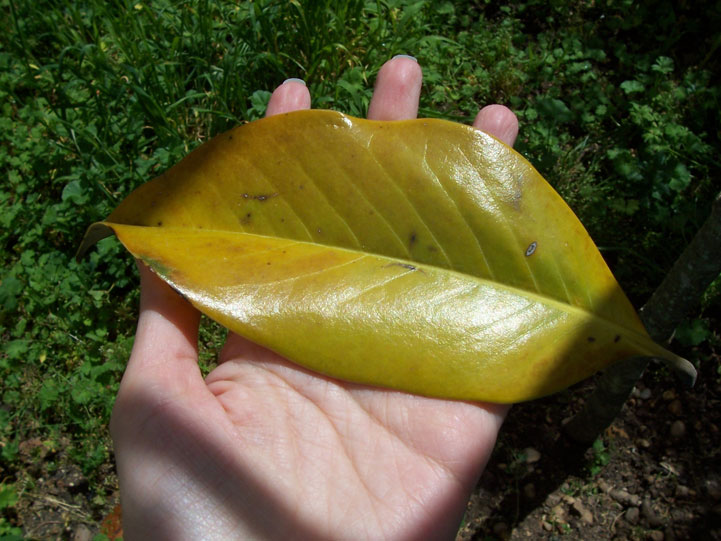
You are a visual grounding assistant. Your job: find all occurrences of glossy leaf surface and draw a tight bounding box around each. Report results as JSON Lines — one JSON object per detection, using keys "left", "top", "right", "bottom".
{"left": 80, "top": 110, "right": 692, "bottom": 403}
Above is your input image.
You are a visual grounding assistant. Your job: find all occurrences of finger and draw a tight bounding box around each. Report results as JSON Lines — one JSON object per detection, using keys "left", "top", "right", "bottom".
{"left": 117, "top": 263, "right": 202, "bottom": 398}
{"left": 266, "top": 78, "right": 311, "bottom": 117}
{"left": 367, "top": 55, "right": 422, "bottom": 121}
{"left": 473, "top": 104, "right": 519, "bottom": 147}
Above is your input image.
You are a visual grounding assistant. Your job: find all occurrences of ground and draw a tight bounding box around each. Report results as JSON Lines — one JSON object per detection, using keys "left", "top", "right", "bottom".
{"left": 11, "top": 350, "right": 721, "bottom": 540}
{"left": 459, "top": 350, "right": 721, "bottom": 540}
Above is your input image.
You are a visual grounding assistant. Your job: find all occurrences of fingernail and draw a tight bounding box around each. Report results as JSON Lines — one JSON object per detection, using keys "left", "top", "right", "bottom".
{"left": 392, "top": 54, "right": 417, "bottom": 62}
{"left": 283, "top": 78, "right": 306, "bottom": 86}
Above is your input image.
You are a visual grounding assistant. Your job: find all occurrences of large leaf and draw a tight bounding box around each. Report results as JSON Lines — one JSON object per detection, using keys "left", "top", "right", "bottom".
{"left": 79, "top": 110, "right": 693, "bottom": 403}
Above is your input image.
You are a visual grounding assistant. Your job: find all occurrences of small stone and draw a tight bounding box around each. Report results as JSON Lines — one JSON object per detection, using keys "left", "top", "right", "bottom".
{"left": 670, "top": 420, "right": 686, "bottom": 438}
{"left": 73, "top": 525, "right": 93, "bottom": 541}
{"left": 572, "top": 500, "right": 593, "bottom": 524}
{"left": 563, "top": 494, "right": 576, "bottom": 505}
{"left": 648, "top": 530, "right": 664, "bottom": 541}
{"left": 662, "top": 390, "right": 676, "bottom": 401}
{"left": 542, "top": 520, "right": 553, "bottom": 532}
{"left": 523, "top": 447, "right": 541, "bottom": 464}
{"left": 642, "top": 499, "right": 664, "bottom": 527}
{"left": 610, "top": 489, "right": 641, "bottom": 507}
{"left": 667, "top": 399, "right": 682, "bottom": 415}
{"left": 545, "top": 492, "right": 563, "bottom": 507}
{"left": 638, "top": 438, "right": 652, "bottom": 449}
{"left": 597, "top": 479, "right": 612, "bottom": 493}
{"left": 625, "top": 506, "right": 640, "bottom": 524}
{"left": 639, "top": 387, "right": 652, "bottom": 400}
{"left": 706, "top": 479, "right": 721, "bottom": 500}
{"left": 551, "top": 504, "right": 566, "bottom": 521}
{"left": 523, "top": 482, "right": 536, "bottom": 500}
{"left": 675, "top": 485, "right": 692, "bottom": 498}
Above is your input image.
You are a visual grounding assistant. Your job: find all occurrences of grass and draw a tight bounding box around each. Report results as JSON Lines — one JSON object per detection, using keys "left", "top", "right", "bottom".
{"left": 1, "top": 0, "right": 720, "bottom": 535}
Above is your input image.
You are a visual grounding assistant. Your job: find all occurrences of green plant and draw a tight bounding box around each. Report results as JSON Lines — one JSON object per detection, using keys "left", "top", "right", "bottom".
{"left": 0, "top": 483, "right": 23, "bottom": 539}
{"left": 587, "top": 437, "right": 611, "bottom": 476}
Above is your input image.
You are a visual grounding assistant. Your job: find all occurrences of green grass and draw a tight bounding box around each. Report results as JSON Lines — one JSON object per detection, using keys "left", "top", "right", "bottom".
{"left": 1, "top": 0, "right": 720, "bottom": 535}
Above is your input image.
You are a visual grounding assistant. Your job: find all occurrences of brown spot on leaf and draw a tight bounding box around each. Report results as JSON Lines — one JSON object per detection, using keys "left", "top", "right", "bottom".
{"left": 384, "top": 262, "right": 422, "bottom": 272}
{"left": 409, "top": 232, "right": 417, "bottom": 247}
{"left": 241, "top": 192, "right": 278, "bottom": 202}
{"left": 587, "top": 336, "right": 596, "bottom": 343}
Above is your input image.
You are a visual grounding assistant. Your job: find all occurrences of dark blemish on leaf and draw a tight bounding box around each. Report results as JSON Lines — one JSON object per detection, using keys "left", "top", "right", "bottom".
{"left": 280, "top": 217, "right": 285, "bottom": 222}
{"left": 156, "top": 220, "right": 163, "bottom": 226}
{"left": 614, "top": 335, "right": 621, "bottom": 343}
{"left": 525, "top": 241, "right": 537, "bottom": 257}
{"left": 266, "top": 262, "right": 271, "bottom": 265}
{"left": 241, "top": 192, "right": 278, "bottom": 202}
{"left": 428, "top": 245, "right": 438, "bottom": 252}
{"left": 587, "top": 336, "right": 596, "bottom": 343}
{"left": 409, "top": 232, "right": 417, "bottom": 247}
{"left": 240, "top": 212, "right": 252, "bottom": 225}
{"left": 384, "top": 262, "right": 422, "bottom": 272}
{"left": 228, "top": 134, "right": 233, "bottom": 140}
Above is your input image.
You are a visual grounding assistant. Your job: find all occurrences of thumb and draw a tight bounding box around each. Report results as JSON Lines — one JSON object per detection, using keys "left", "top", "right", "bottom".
{"left": 116, "top": 263, "right": 203, "bottom": 404}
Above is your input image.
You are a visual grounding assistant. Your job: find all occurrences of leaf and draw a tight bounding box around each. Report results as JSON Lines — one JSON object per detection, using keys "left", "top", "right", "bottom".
{"left": 620, "top": 80, "right": 645, "bottom": 94}
{"left": 79, "top": 110, "right": 694, "bottom": 403}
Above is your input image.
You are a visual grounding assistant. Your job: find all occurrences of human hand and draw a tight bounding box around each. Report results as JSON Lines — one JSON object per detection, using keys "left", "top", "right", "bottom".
{"left": 111, "top": 55, "right": 519, "bottom": 540}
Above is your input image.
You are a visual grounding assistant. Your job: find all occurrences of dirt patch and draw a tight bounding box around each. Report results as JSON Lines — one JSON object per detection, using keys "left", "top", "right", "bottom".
{"left": 9, "top": 351, "right": 720, "bottom": 540}
{"left": 10, "top": 436, "right": 118, "bottom": 540}
{"left": 458, "top": 349, "right": 721, "bottom": 540}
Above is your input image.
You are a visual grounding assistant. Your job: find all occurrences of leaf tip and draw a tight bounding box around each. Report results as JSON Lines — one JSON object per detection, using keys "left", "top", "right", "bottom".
{"left": 75, "top": 223, "right": 114, "bottom": 262}
{"left": 656, "top": 354, "right": 697, "bottom": 388}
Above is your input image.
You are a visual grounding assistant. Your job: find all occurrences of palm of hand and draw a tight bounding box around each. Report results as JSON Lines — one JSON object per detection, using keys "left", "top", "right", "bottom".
{"left": 111, "top": 57, "right": 517, "bottom": 540}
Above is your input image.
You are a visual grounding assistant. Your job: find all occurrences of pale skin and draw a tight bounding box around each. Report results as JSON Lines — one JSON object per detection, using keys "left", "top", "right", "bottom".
{"left": 111, "top": 56, "right": 519, "bottom": 540}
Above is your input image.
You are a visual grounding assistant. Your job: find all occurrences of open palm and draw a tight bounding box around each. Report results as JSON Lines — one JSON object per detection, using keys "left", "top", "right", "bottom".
{"left": 111, "top": 56, "right": 518, "bottom": 540}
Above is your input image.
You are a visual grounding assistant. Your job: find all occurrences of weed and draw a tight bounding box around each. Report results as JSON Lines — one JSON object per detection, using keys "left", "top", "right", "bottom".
{"left": 587, "top": 437, "right": 611, "bottom": 477}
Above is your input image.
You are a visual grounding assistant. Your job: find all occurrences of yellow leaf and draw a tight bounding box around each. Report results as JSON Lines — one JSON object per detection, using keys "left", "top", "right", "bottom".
{"left": 79, "top": 110, "right": 693, "bottom": 403}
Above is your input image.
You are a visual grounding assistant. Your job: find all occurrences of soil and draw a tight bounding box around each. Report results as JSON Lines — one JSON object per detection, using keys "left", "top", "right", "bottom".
{"left": 459, "top": 349, "right": 721, "bottom": 541}
{"left": 11, "top": 349, "right": 721, "bottom": 540}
